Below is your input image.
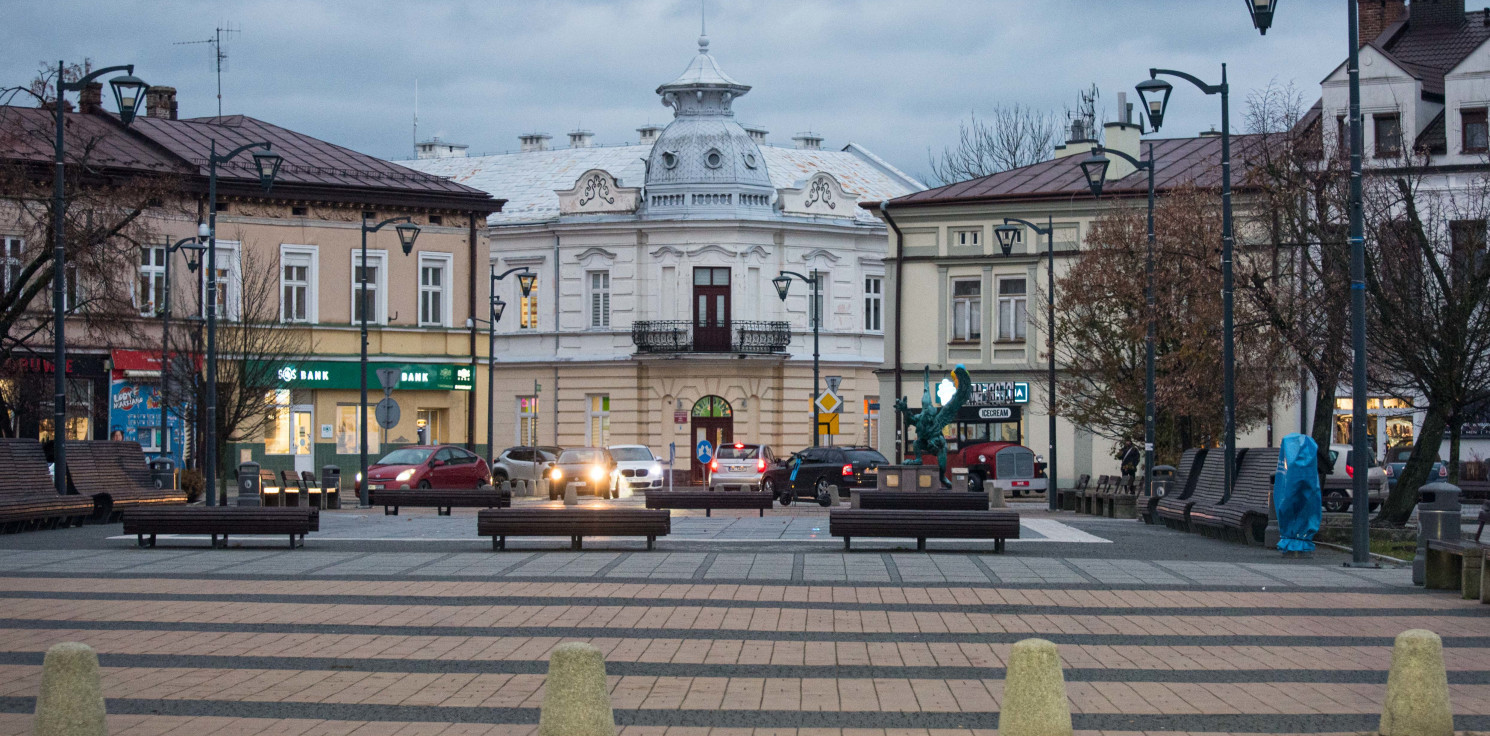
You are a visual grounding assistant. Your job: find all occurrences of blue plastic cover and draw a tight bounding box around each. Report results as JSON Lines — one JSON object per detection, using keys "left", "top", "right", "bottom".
{"left": 1273, "top": 433, "right": 1322, "bottom": 552}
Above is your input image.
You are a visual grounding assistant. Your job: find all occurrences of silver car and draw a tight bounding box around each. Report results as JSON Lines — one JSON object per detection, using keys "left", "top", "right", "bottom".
{"left": 708, "top": 443, "right": 775, "bottom": 491}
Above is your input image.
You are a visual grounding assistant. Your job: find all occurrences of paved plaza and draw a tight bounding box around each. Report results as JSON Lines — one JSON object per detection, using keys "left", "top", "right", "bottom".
{"left": 0, "top": 500, "right": 1484, "bottom": 735}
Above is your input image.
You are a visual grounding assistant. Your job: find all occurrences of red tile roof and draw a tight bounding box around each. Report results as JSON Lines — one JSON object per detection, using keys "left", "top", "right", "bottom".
{"left": 1372, "top": 9, "right": 1490, "bottom": 99}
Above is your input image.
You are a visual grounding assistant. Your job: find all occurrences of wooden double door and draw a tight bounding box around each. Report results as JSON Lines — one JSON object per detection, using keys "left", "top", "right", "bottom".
{"left": 693, "top": 267, "right": 731, "bottom": 352}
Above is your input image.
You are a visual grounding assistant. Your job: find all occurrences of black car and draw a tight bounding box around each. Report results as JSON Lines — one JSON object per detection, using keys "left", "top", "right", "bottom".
{"left": 761, "top": 446, "right": 889, "bottom": 506}
{"left": 547, "top": 447, "right": 618, "bottom": 500}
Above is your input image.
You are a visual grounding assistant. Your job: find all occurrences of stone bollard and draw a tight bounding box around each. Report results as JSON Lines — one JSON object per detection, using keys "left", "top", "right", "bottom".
{"left": 537, "top": 479, "right": 549, "bottom": 498}
{"left": 515, "top": 480, "right": 529, "bottom": 497}
{"left": 826, "top": 484, "right": 840, "bottom": 505}
{"left": 500, "top": 480, "right": 512, "bottom": 496}
{"left": 998, "top": 638, "right": 1073, "bottom": 736}
{"left": 538, "top": 642, "right": 615, "bottom": 736}
{"left": 1378, "top": 629, "right": 1454, "bottom": 736}
{"left": 984, "top": 480, "right": 1007, "bottom": 508}
{"left": 564, "top": 482, "right": 578, "bottom": 506}
{"left": 1462, "top": 547, "right": 1483, "bottom": 601}
{"left": 33, "top": 642, "right": 106, "bottom": 736}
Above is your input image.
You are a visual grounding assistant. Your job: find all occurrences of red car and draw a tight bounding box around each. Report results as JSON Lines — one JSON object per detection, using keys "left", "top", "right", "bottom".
{"left": 355, "top": 445, "right": 492, "bottom": 491}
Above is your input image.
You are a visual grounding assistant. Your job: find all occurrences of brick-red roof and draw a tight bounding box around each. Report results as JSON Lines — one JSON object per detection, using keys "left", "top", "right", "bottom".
{"left": 1374, "top": 9, "right": 1490, "bottom": 98}
{"left": 0, "top": 106, "right": 188, "bottom": 175}
{"left": 883, "top": 134, "right": 1267, "bottom": 207}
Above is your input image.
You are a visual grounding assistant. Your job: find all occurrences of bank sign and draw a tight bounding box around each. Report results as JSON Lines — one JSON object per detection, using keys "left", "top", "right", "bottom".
{"left": 968, "top": 382, "right": 1030, "bottom": 405}
{"left": 259, "top": 361, "right": 474, "bottom": 391}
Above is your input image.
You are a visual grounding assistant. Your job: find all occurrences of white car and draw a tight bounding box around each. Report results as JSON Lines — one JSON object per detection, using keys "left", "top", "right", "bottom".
{"left": 609, "top": 445, "right": 664, "bottom": 494}
{"left": 1323, "top": 443, "right": 1388, "bottom": 512}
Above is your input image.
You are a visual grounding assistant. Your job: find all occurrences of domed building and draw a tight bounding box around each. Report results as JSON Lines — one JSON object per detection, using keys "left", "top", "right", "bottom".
{"left": 403, "top": 33, "right": 923, "bottom": 479}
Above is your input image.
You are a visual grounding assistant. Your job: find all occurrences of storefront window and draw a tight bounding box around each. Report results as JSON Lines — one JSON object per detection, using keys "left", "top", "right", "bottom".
{"left": 39, "top": 378, "right": 93, "bottom": 441}
{"left": 264, "top": 390, "right": 292, "bottom": 455}
{"left": 336, "top": 404, "right": 379, "bottom": 454}
{"left": 587, "top": 395, "right": 610, "bottom": 447}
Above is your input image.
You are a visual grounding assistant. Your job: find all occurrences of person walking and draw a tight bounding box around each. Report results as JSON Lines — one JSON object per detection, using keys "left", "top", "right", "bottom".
{"left": 1119, "top": 441, "right": 1140, "bottom": 491}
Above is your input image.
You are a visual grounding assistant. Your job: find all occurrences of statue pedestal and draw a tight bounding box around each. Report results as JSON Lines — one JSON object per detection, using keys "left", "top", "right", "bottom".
{"left": 876, "top": 465, "right": 942, "bottom": 491}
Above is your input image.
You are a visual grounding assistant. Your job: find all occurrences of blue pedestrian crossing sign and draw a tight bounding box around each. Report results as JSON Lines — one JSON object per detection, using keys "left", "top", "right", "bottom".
{"left": 696, "top": 440, "right": 713, "bottom": 464}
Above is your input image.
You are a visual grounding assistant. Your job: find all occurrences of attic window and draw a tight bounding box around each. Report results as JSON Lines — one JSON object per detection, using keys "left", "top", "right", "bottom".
{"left": 704, "top": 149, "right": 723, "bottom": 169}
{"left": 429, "top": 215, "right": 443, "bottom": 226}
{"left": 291, "top": 206, "right": 307, "bottom": 217}
{"left": 661, "top": 151, "right": 679, "bottom": 169}
{"left": 743, "top": 152, "right": 758, "bottom": 169}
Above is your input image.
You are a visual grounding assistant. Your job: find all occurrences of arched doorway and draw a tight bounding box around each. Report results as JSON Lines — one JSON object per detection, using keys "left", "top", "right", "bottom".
{"left": 690, "top": 396, "right": 733, "bottom": 483}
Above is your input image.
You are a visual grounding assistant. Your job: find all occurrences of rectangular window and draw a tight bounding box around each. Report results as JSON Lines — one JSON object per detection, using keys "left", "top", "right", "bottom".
{"left": 1, "top": 237, "right": 21, "bottom": 294}
{"left": 418, "top": 254, "right": 450, "bottom": 327}
{"left": 588, "top": 270, "right": 611, "bottom": 328}
{"left": 517, "top": 395, "right": 539, "bottom": 445}
{"left": 1336, "top": 115, "right": 1349, "bottom": 159}
{"left": 587, "top": 394, "right": 610, "bottom": 446}
{"left": 864, "top": 396, "right": 879, "bottom": 449}
{"left": 264, "top": 390, "right": 293, "bottom": 454}
{"left": 864, "top": 276, "right": 883, "bottom": 332}
{"left": 953, "top": 229, "right": 980, "bottom": 248}
{"left": 1464, "top": 108, "right": 1488, "bottom": 154}
{"left": 335, "top": 404, "right": 379, "bottom": 454}
{"left": 520, "top": 278, "right": 539, "bottom": 330}
{"left": 352, "top": 252, "right": 385, "bottom": 325}
{"left": 1451, "top": 219, "right": 1487, "bottom": 281}
{"left": 281, "top": 255, "right": 311, "bottom": 323}
{"left": 200, "top": 242, "right": 240, "bottom": 321}
{"left": 812, "top": 276, "right": 825, "bottom": 326}
{"left": 1374, "top": 113, "right": 1402, "bottom": 158}
{"left": 138, "top": 245, "right": 165, "bottom": 316}
{"left": 951, "top": 279, "right": 981, "bottom": 342}
{"left": 997, "top": 278, "right": 1028, "bottom": 342}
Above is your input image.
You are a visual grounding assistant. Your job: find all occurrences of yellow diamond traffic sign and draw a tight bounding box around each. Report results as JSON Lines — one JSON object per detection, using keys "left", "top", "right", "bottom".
{"left": 815, "top": 391, "right": 841, "bottom": 414}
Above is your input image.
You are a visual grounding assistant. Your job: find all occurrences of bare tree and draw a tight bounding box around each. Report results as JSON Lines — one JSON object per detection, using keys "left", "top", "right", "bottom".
{"left": 928, "top": 105, "right": 1060, "bottom": 185}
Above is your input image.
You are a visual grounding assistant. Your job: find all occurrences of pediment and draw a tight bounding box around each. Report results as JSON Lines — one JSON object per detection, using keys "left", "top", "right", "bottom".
{"left": 777, "top": 172, "right": 858, "bottom": 218}
{"left": 575, "top": 247, "right": 618, "bottom": 267}
{"left": 686, "top": 244, "right": 739, "bottom": 259}
{"left": 557, "top": 169, "right": 641, "bottom": 216}
{"left": 801, "top": 248, "right": 842, "bottom": 265}
{"left": 649, "top": 245, "right": 685, "bottom": 261}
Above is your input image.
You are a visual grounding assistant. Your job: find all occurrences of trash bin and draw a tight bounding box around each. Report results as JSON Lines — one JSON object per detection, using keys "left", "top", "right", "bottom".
{"left": 1414, "top": 482, "right": 1462, "bottom": 584}
{"left": 149, "top": 458, "right": 176, "bottom": 490}
{"left": 321, "top": 465, "right": 342, "bottom": 510}
{"left": 1151, "top": 466, "right": 1177, "bottom": 497}
{"left": 237, "top": 461, "right": 262, "bottom": 507}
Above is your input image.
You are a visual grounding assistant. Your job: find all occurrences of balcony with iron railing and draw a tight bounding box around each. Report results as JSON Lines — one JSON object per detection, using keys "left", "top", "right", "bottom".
{"left": 631, "top": 320, "right": 792, "bottom": 355}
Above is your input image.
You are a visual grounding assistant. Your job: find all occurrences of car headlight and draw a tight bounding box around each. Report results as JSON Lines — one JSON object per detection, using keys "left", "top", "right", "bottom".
{"left": 396, "top": 469, "right": 415, "bottom": 482}
{"left": 550, "top": 467, "right": 563, "bottom": 481}
{"left": 355, "top": 472, "right": 363, "bottom": 482}
{"left": 589, "top": 466, "right": 605, "bottom": 482}
{"left": 651, "top": 463, "right": 662, "bottom": 476}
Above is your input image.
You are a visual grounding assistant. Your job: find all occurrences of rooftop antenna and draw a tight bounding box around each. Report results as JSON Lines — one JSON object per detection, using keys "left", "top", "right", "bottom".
{"left": 175, "top": 23, "right": 240, "bottom": 117}
{"left": 413, "top": 79, "right": 419, "bottom": 155}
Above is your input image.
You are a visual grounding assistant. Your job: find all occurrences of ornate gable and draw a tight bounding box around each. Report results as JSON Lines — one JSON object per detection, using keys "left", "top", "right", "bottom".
{"left": 557, "top": 169, "right": 641, "bottom": 215}
{"left": 777, "top": 172, "right": 857, "bottom": 218}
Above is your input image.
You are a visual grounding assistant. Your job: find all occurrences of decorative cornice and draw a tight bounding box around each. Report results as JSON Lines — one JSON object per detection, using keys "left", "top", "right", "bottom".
{"left": 686, "top": 244, "right": 738, "bottom": 258}
{"left": 800, "top": 248, "right": 841, "bottom": 264}
{"left": 574, "top": 247, "right": 619, "bottom": 263}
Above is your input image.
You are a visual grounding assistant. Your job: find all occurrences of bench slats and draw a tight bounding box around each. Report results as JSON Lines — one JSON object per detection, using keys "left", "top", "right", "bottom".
{"left": 0, "top": 439, "right": 95, "bottom": 531}
{"left": 645, "top": 491, "right": 773, "bottom": 517}
{"left": 122, "top": 507, "right": 318, "bottom": 548}
{"left": 1191, "top": 447, "right": 1279, "bottom": 544}
{"left": 65, "top": 441, "right": 186, "bottom": 515}
{"left": 371, "top": 488, "right": 512, "bottom": 515}
{"left": 477, "top": 508, "right": 670, "bottom": 550}
{"left": 829, "top": 509, "right": 1020, "bottom": 552}
{"left": 853, "top": 491, "right": 989, "bottom": 511}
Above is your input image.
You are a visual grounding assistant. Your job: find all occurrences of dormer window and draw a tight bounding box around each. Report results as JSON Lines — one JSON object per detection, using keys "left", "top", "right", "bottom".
{"left": 661, "top": 151, "right": 679, "bottom": 169}
{"left": 743, "top": 152, "right": 758, "bottom": 169}
{"left": 704, "top": 149, "right": 723, "bottom": 169}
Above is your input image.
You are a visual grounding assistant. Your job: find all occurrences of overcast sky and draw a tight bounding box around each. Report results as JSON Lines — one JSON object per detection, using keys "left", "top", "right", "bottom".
{"left": 7, "top": 0, "right": 1352, "bottom": 183}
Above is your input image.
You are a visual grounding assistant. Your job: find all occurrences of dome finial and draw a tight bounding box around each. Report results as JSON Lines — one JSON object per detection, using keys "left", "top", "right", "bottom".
{"left": 699, "top": 0, "right": 709, "bottom": 52}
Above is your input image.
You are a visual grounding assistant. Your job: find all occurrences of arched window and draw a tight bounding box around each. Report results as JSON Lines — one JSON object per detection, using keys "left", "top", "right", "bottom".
{"left": 691, "top": 396, "right": 733, "bottom": 418}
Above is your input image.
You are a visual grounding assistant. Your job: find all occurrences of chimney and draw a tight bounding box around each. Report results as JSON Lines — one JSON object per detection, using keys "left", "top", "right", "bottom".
{"left": 792, "top": 131, "right": 823, "bottom": 150}
{"left": 416, "top": 137, "right": 468, "bottom": 159}
{"left": 1359, "top": 0, "right": 1407, "bottom": 45}
{"left": 1101, "top": 121, "right": 1142, "bottom": 179}
{"left": 637, "top": 124, "right": 663, "bottom": 145}
{"left": 145, "top": 86, "right": 177, "bottom": 120}
{"left": 519, "top": 133, "right": 552, "bottom": 152}
{"left": 78, "top": 82, "right": 103, "bottom": 114}
{"left": 744, "top": 125, "right": 768, "bottom": 144}
{"left": 568, "top": 129, "right": 594, "bottom": 148}
{"left": 1411, "top": 0, "right": 1466, "bottom": 28}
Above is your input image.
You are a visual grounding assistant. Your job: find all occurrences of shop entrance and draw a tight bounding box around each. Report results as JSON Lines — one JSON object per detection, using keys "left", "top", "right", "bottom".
{"left": 690, "top": 395, "right": 733, "bottom": 483}
{"left": 292, "top": 405, "right": 314, "bottom": 475}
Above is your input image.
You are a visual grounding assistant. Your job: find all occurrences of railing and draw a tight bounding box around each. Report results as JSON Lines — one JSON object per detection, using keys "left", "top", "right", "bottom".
{"left": 631, "top": 320, "right": 792, "bottom": 355}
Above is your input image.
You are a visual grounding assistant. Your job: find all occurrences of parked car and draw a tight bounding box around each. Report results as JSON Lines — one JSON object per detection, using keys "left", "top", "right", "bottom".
{"left": 708, "top": 442, "right": 776, "bottom": 491}
{"left": 610, "top": 444, "right": 664, "bottom": 492}
{"left": 762, "top": 446, "right": 888, "bottom": 506}
{"left": 1322, "top": 443, "right": 1388, "bottom": 512}
{"left": 1382, "top": 445, "right": 1449, "bottom": 489}
{"left": 491, "top": 446, "right": 562, "bottom": 484}
{"left": 548, "top": 447, "right": 618, "bottom": 499}
{"left": 357, "top": 445, "right": 491, "bottom": 491}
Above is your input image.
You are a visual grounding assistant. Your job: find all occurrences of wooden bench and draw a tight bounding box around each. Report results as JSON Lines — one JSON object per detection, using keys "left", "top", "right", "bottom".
{"left": 829, "top": 509, "right": 1020, "bottom": 552}
{"left": 64, "top": 441, "right": 186, "bottom": 520}
{"left": 278, "top": 470, "right": 305, "bottom": 507}
{"left": 371, "top": 487, "right": 512, "bottom": 515}
{"left": 1191, "top": 447, "right": 1278, "bottom": 545}
{"left": 303, "top": 471, "right": 338, "bottom": 509}
{"left": 1157, "top": 449, "right": 1221, "bottom": 532}
{"left": 1424, "top": 502, "right": 1489, "bottom": 602}
{"left": 852, "top": 490, "right": 990, "bottom": 511}
{"left": 255, "top": 469, "right": 283, "bottom": 506}
{"left": 644, "top": 490, "right": 773, "bottom": 517}
{"left": 0, "top": 439, "right": 94, "bottom": 532}
{"left": 1149, "top": 449, "right": 1204, "bottom": 525}
{"left": 477, "top": 508, "right": 671, "bottom": 550}
{"left": 122, "top": 507, "right": 319, "bottom": 549}
{"left": 1058, "top": 474, "right": 1089, "bottom": 512}
{"left": 1082, "top": 476, "right": 1112, "bottom": 515}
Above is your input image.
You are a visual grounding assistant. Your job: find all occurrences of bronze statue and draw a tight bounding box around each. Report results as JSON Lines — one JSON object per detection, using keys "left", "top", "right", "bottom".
{"left": 894, "top": 364, "right": 972, "bottom": 487}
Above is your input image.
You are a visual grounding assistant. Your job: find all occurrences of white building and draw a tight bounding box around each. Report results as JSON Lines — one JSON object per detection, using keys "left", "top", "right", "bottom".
{"left": 403, "top": 32, "right": 923, "bottom": 478}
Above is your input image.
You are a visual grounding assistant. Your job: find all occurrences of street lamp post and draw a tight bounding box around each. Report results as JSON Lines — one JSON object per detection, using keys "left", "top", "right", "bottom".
{"left": 49, "top": 61, "right": 148, "bottom": 499}
{"left": 1080, "top": 144, "right": 1157, "bottom": 500}
{"left": 357, "top": 216, "right": 421, "bottom": 508}
{"left": 1137, "top": 65, "right": 1238, "bottom": 501}
{"left": 994, "top": 218, "right": 1059, "bottom": 511}
{"left": 201, "top": 141, "right": 283, "bottom": 505}
{"left": 158, "top": 236, "right": 206, "bottom": 467}
{"left": 485, "top": 267, "right": 535, "bottom": 464}
{"left": 1245, "top": 0, "right": 1279, "bottom": 35}
{"left": 772, "top": 270, "right": 821, "bottom": 447}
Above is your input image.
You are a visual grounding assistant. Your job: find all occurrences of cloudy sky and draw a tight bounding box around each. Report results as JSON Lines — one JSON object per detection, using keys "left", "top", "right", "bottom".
{"left": 7, "top": 0, "right": 1350, "bottom": 182}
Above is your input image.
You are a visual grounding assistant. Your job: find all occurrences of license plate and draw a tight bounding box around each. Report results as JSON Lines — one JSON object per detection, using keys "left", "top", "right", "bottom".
{"left": 1013, "top": 481, "right": 1029, "bottom": 487}
{"left": 369, "top": 484, "right": 384, "bottom": 490}
{"left": 729, "top": 465, "right": 747, "bottom": 472}
{"left": 866, "top": 468, "right": 877, "bottom": 474}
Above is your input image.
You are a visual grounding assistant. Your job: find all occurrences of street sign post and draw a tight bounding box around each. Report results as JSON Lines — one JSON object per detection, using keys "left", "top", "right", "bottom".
{"left": 375, "top": 368, "right": 401, "bottom": 392}
{"left": 696, "top": 439, "right": 713, "bottom": 463}
{"left": 814, "top": 391, "right": 841, "bottom": 415}
{"left": 668, "top": 442, "right": 676, "bottom": 492}
{"left": 375, "top": 397, "right": 401, "bottom": 430}
{"left": 818, "top": 414, "right": 839, "bottom": 436}
{"left": 825, "top": 375, "right": 842, "bottom": 393}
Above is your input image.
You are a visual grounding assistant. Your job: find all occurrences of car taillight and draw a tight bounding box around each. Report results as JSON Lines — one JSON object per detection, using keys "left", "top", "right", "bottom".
{"left": 757, "top": 458, "right": 765, "bottom": 472}
{"left": 842, "top": 464, "right": 853, "bottom": 477}
{"left": 710, "top": 459, "right": 718, "bottom": 472}
{"left": 1346, "top": 464, "right": 1354, "bottom": 479}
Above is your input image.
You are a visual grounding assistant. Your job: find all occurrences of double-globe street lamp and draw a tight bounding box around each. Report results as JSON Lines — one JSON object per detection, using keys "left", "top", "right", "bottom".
{"left": 1246, "top": 1, "right": 1371, "bottom": 566}
{"left": 357, "top": 216, "right": 421, "bottom": 508}
{"left": 202, "top": 141, "right": 283, "bottom": 505}
{"left": 1136, "top": 65, "right": 1240, "bottom": 504}
{"left": 485, "top": 267, "right": 536, "bottom": 464}
{"left": 1079, "top": 144, "right": 1158, "bottom": 500}
{"left": 158, "top": 235, "right": 207, "bottom": 464}
{"left": 993, "top": 218, "right": 1059, "bottom": 511}
{"left": 49, "top": 62, "right": 148, "bottom": 498}
{"left": 772, "top": 271, "right": 822, "bottom": 447}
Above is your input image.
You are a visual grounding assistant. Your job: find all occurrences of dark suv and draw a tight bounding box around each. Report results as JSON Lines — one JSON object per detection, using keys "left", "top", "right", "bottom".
{"left": 761, "top": 446, "right": 888, "bottom": 506}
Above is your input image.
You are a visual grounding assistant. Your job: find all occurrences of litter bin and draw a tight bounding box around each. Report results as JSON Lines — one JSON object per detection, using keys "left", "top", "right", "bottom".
{"left": 1144, "top": 465, "right": 1176, "bottom": 524}
{"left": 1414, "top": 482, "right": 1462, "bottom": 584}
{"left": 149, "top": 458, "right": 176, "bottom": 490}
{"left": 237, "top": 461, "right": 262, "bottom": 507}
{"left": 321, "top": 465, "right": 342, "bottom": 510}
